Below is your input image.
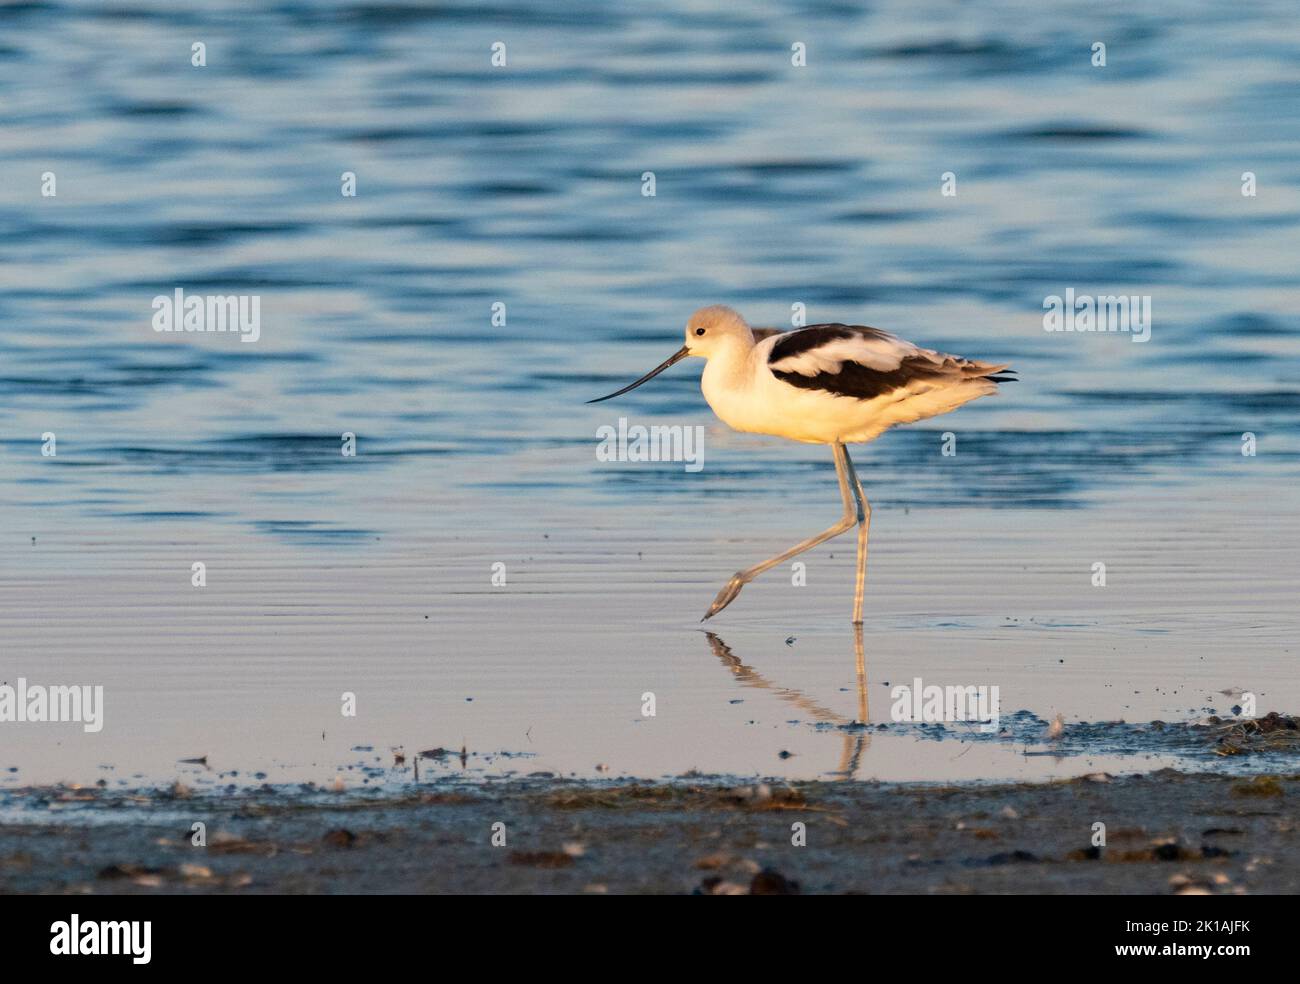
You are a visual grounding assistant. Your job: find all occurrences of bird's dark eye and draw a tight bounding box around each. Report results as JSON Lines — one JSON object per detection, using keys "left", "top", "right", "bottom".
{"left": 695, "top": 327, "right": 705, "bottom": 336}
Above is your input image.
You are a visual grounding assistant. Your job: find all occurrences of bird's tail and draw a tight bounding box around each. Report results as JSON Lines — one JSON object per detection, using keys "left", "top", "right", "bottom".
{"left": 966, "top": 360, "right": 1017, "bottom": 384}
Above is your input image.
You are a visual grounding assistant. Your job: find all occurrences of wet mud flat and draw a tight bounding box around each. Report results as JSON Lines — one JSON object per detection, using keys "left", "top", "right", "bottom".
{"left": 1, "top": 770, "right": 1298, "bottom": 895}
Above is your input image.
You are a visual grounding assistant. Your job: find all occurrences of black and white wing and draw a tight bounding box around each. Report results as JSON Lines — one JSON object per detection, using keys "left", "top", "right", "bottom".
{"left": 767, "top": 323, "right": 1014, "bottom": 400}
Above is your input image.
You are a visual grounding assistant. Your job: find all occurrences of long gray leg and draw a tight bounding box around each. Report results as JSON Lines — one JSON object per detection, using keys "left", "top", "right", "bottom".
{"left": 842, "top": 445, "right": 871, "bottom": 624}
{"left": 702, "top": 443, "right": 857, "bottom": 621}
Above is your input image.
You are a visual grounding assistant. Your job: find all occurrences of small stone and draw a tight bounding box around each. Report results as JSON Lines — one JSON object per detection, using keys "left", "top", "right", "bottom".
{"left": 697, "top": 878, "right": 748, "bottom": 896}
{"left": 323, "top": 829, "right": 357, "bottom": 848}
{"left": 750, "top": 868, "right": 800, "bottom": 895}
{"left": 695, "top": 853, "right": 730, "bottom": 870}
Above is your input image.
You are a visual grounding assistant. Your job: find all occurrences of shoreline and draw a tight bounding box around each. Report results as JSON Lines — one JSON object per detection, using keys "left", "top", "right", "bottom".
{"left": 2, "top": 771, "right": 1296, "bottom": 894}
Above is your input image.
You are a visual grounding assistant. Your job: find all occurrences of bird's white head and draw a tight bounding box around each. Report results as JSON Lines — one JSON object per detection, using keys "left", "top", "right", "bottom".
{"left": 685, "top": 305, "right": 751, "bottom": 358}
{"left": 586, "top": 305, "right": 752, "bottom": 404}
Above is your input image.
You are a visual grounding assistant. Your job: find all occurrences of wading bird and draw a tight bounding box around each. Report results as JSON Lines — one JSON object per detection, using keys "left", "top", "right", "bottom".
{"left": 588, "top": 305, "right": 1015, "bottom": 623}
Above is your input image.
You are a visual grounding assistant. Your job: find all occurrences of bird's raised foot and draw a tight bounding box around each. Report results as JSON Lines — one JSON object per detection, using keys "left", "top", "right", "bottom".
{"left": 701, "top": 575, "right": 746, "bottom": 621}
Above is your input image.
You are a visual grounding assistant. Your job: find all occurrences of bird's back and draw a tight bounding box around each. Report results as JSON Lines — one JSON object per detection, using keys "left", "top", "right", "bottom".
{"left": 738, "top": 323, "right": 1014, "bottom": 444}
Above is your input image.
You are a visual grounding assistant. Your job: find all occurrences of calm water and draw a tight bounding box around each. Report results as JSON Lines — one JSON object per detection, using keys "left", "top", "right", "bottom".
{"left": 1, "top": 0, "right": 1298, "bottom": 788}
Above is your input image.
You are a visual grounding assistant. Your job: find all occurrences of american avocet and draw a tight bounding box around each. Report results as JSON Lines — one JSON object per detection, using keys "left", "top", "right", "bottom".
{"left": 588, "top": 305, "right": 1015, "bottom": 623}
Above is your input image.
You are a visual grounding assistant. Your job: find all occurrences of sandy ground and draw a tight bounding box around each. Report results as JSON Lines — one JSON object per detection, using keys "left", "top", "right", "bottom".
{"left": 1, "top": 770, "right": 1296, "bottom": 894}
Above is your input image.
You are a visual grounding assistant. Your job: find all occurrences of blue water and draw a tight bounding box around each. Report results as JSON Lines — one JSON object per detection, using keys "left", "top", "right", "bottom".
{"left": 1, "top": 0, "right": 1298, "bottom": 786}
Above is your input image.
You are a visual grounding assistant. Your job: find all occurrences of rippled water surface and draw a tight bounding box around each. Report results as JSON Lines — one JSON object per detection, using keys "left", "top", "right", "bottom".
{"left": 1, "top": 0, "right": 1298, "bottom": 786}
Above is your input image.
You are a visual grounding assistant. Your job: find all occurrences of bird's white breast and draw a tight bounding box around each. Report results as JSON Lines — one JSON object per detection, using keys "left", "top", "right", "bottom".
{"left": 700, "top": 337, "right": 849, "bottom": 444}
{"left": 700, "top": 348, "right": 765, "bottom": 433}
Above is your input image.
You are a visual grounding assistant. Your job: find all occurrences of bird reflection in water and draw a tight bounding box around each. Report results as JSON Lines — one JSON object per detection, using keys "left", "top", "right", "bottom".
{"left": 703, "top": 625, "right": 869, "bottom": 779}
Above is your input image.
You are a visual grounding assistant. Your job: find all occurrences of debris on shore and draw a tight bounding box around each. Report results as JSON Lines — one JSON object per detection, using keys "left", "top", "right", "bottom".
{"left": 1209, "top": 712, "right": 1300, "bottom": 756}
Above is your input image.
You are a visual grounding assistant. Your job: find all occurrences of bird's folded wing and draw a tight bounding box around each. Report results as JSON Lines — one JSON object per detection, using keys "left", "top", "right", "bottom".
{"left": 768, "top": 324, "right": 1010, "bottom": 400}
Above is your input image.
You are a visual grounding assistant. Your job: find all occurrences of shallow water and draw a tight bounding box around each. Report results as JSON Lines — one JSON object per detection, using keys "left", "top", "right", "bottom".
{"left": 1, "top": 0, "right": 1298, "bottom": 787}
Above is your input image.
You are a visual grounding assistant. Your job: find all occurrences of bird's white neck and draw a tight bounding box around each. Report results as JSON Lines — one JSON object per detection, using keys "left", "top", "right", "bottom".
{"left": 702, "top": 332, "right": 756, "bottom": 382}
{"left": 699, "top": 332, "right": 760, "bottom": 420}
